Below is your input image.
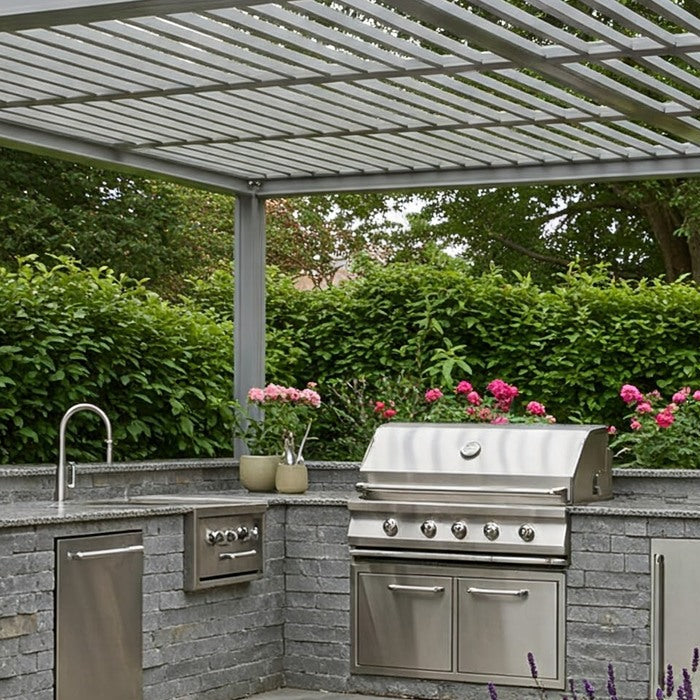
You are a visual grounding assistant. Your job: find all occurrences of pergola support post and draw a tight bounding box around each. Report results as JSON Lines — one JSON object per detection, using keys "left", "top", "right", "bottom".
{"left": 234, "top": 191, "right": 266, "bottom": 456}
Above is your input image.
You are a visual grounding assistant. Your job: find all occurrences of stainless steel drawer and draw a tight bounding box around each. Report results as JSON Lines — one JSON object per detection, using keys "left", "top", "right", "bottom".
{"left": 355, "top": 571, "right": 453, "bottom": 672}
{"left": 457, "top": 571, "right": 565, "bottom": 685}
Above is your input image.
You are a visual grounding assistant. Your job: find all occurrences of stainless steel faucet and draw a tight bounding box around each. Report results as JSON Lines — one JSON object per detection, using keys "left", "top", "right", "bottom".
{"left": 56, "top": 403, "right": 113, "bottom": 502}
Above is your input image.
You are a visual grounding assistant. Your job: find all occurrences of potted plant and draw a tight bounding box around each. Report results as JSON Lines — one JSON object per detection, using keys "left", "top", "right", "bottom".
{"left": 236, "top": 382, "right": 321, "bottom": 492}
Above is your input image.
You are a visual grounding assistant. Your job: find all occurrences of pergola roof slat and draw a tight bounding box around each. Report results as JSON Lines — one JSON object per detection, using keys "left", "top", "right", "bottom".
{"left": 1, "top": 0, "right": 700, "bottom": 195}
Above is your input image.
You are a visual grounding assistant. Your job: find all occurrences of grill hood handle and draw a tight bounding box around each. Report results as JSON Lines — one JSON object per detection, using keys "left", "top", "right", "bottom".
{"left": 355, "top": 482, "right": 569, "bottom": 500}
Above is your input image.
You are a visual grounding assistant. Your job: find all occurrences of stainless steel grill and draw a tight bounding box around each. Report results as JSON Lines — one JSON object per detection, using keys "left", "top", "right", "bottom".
{"left": 348, "top": 422, "right": 611, "bottom": 689}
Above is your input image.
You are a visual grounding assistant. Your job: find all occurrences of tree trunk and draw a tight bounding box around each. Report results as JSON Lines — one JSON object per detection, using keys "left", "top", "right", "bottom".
{"left": 638, "top": 199, "right": 691, "bottom": 281}
{"left": 687, "top": 227, "right": 700, "bottom": 284}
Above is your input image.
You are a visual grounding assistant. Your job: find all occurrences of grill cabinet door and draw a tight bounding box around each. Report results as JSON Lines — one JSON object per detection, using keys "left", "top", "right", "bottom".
{"left": 457, "top": 572, "right": 565, "bottom": 686}
{"left": 355, "top": 572, "right": 452, "bottom": 672}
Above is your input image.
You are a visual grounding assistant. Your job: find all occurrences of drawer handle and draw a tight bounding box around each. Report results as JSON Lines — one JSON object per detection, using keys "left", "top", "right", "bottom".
{"left": 467, "top": 586, "right": 529, "bottom": 598}
{"left": 219, "top": 549, "right": 257, "bottom": 560}
{"left": 387, "top": 584, "right": 445, "bottom": 593}
{"left": 67, "top": 545, "right": 144, "bottom": 560}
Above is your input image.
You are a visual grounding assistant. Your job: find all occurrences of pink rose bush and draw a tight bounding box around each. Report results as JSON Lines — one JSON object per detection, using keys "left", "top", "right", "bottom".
{"left": 374, "top": 378, "right": 554, "bottom": 425}
{"left": 613, "top": 383, "right": 700, "bottom": 468}
{"left": 237, "top": 382, "right": 321, "bottom": 456}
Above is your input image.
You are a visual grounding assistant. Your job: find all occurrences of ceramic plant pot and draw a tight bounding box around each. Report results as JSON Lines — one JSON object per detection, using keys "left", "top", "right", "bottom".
{"left": 275, "top": 462, "right": 308, "bottom": 494}
{"left": 238, "top": 455, "right": 279, "bottom": 492}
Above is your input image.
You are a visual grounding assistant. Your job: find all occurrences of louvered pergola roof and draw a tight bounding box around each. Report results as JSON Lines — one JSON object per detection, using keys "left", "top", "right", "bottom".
{"left": 2, "top": 0, "right": 700, "bottom": 197}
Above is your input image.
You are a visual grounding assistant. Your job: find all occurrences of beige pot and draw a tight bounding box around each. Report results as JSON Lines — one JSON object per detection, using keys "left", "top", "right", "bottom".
{"left": 275, "top": 463, "right": 308, "bottom": 494}
{"left": 238, "top": 455, "right": 279, "bottom": 492}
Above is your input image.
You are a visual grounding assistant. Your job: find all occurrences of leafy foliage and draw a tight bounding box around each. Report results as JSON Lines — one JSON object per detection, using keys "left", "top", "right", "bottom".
{"left": 0, "top": 257, "right": 235, "bottom": 464}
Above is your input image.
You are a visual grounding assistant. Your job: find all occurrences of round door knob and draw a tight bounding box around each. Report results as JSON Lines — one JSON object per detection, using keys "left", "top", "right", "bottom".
{"left": 421, "top": 520, "right": 438, "bottom": 539}
{"left": 483, "top": 522, "right": 500, "bottom": 541}
{"left": 451, "top": 521, "right": 468, "bottom": 540}
{"left": 518, "top": 524, "right": 536, "bottom": 542}
{"left": 382, "top": 518, "right": 399, "bottom": 537}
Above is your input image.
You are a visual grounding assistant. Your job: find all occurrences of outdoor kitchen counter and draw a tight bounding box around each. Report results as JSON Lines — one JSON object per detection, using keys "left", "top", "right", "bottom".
{"left": 0, "top": 491, "right": 350, "bottom": 528}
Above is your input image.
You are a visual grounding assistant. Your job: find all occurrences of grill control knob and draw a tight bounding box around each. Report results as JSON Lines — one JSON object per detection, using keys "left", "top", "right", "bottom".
{"left": 224, "top": 529, "right": 238, "bottom": 543}
{"left": 483, "top": 522, "right": 500, "bottom": 541}
{"left": 451, "top": 521, "right": 468, "bottom": 540}
{"left": 206, "top": 529, "right": 225, "bottom": 545}
{"left": 236, "top": 526, "right": 249, "bottom": 541}
{"left": 421, "top": 520, "right": 438, "bottom": 539}
{"left": 382, "top": 518, "right": 399, "bottom": 537}
{"left": 518, "top": 524, "right": 536, "bottom": 542}
{"left": 248, "top": 526, "right": 260, "bottom": 541}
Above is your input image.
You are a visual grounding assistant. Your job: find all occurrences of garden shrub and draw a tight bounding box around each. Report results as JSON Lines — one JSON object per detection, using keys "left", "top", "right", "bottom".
{"left": 5, "top": 258, "right": 700, "bottom": 464}
{"left": 0, "top": 257, "right": 235, "bottom": 464}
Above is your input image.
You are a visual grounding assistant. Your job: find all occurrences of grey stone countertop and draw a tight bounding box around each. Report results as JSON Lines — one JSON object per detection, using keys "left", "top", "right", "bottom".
{"left": 570, "top": 497, "right": 700, "bottom": 518}
{"left": 0, "top": 491, "right": 350, "bottom": 528}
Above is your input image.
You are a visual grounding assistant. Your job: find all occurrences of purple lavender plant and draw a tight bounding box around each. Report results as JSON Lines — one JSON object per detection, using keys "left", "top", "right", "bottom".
{"left": 583, "top": 679, "right": 596, "bottom": 700}
{"left": 658, "top": 689, "right": 666, "bottom": 700}
{"left": 668, "top": 664, "right": 676, "bottom": 698}
{"left": 683, "top": 668, "right": 695, "bottom": 700}
{"left": 606, "top": 663, "right": 618, "bottom": 700}
{"left": 569, "top": 677, "right": 579, "bottom": 700}
{"left": 693, "top": 649, "right": 699, "bottom": 675}
{"left": 528, "top": 651, "right": 538, "bottom": 680}
{"left": 487, "top": 682, "right": 499, "bottom": 700}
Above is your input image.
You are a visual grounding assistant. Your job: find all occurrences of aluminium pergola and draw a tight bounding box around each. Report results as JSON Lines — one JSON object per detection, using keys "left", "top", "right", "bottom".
{"left": 2, "top": 0, "right": 700, "bottom": 442}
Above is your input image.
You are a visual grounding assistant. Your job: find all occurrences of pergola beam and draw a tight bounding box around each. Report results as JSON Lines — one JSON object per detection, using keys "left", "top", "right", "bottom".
{"left": 0, "top": 0, "right": 277, "bottom": 32}
{"left": 255, "top": 155, "right": 700, "bottom": 197}
{"left": 0, "top": 119, "right": 252, "bottom": 194}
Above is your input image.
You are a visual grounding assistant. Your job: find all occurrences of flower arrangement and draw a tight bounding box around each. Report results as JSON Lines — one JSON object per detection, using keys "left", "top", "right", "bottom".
{"left": 237, "top": 382, "right": 321, "bottom": 462}
{"left": 374, "top": 378, "right": 555, "bottom": 425}
{"left": 613, "top": 383, "right": 700, "bottom": 468}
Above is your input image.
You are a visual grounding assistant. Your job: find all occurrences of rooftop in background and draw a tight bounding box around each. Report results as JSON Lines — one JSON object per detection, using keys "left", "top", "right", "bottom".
{"left": 2, "top": 0, "right": 700, "bottom": 196}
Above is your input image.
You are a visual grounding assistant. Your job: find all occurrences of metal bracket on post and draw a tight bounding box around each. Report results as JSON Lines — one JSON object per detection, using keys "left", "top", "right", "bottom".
{"left": 234, "top": 190, "right": 266, "bottom": 457}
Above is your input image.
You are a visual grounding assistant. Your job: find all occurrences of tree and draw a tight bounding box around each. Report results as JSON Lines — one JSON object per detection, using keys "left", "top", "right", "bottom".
{"left": 415, "top": 179, "right": 700, "bottom": 283}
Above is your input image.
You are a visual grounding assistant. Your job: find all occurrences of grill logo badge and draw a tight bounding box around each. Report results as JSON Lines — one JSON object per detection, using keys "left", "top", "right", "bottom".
{"left": 459, "top": 441, "right": 481, "bottom": 459}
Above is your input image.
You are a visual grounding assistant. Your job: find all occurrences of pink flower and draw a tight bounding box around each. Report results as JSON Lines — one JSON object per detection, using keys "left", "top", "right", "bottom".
{"left": 466, "top": 407, "right": 476, "bottom": 416}
{"left": 478, "top": 407, "right": 493, "bottom": 421}
{"left": 247, "top": 387, "right": 265, "bottom": 403}
{"left": 630, "top": 418, "right": 642, "bottom": 431}
{"left": 620, "top": 384, "right": 643, "bottom": 405}
{"left": 466, "top": 391, "right": 482, "bottom": 406}
{"left": 264, "top": 383, "right": 284, "bottom": 400}
{"left": 285, "top": 387, "right": 302, "bottom": 402}
{"left": 672, "top": 387, "right": 691, "bottom": 404}
{"left": 694, "top": 390, "right": 700, "bottom": 401}
{"left": 526, "top": 401, "right": 546, "bottom": 417}
{"left": 425, "top": 388, "right": 444, "bottom": 403}
{"left": 455, "top": 381, "right": 473, "bottom": 395}
{"left": 300, "top": 388, "right": 321, "bottom": 407}
{"left": 636, "top": 402, "right": 653, "bottom": 414}
{"left": 491, "top": 416, "right": 509, "bottom": 424}
{"left": 373, "top": 401, "right": 385, "bottom": 413}
{"left": 383, "top": 408, "right": 397, "bottom": 419}
{"left": 546, "top": 415, "right": 557, "bottom": 424}
{"left": 607, "top": 426, "right": 617, "bottom": 435}
{"left": 655, "top": 410, "right": 675, "bottom": 429}
{"left": 307, "top": 381, "right": 318, "bottom": 388}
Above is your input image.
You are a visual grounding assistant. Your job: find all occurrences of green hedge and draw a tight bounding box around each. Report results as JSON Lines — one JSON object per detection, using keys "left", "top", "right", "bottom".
{"left": 4, "top": 259, "right": 700, "bottom": 464}
{"left": 0, "top": 258, "right": 235, "bottom": 464}
{"left": 189, "top": 262, "right": 700, "bottom": 441}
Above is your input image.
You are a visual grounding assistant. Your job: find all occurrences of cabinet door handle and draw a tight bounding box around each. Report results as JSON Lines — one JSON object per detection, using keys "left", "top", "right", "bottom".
{"left": 67, "top": 544, "right": 144, "bottom": 560}
{"left": 219, "top": 549, "right": 257, "bottom": 560}
{"left": 467, "top": 586, "right": 529, "bottom": 598}
{"left": 387, "top": 584, "right": 445, "bottom": 593}
{"left": 653, "top": 553, "right": 666, "bottom": 689}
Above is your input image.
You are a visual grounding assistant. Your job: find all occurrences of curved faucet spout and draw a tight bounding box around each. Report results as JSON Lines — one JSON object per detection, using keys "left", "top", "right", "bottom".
{"left": 56, "top": 403, "right": 113, "bottom": 502}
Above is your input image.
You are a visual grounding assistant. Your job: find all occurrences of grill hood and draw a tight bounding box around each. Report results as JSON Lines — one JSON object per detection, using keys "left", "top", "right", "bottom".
{"left": 357, "top": 423, "right": 612, "bottom": 505}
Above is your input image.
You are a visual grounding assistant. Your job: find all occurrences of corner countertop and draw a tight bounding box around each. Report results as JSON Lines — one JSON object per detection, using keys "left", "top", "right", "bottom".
{"left": 0, "top": 491, "right": 350, "bottom": 528}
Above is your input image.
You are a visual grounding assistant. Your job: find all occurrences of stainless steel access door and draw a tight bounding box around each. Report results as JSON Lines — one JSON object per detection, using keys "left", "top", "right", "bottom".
{"left": 354, "top": 570, "right": 453, "bottom": 672}
{"left": 457, "top": 570, "right": 565, "bottom": 687}
{"left": 56, "top": 531, "right": 144, "bottom": 700}
{"left": 651, "top": 538, "right": 700, "bottom": 697}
